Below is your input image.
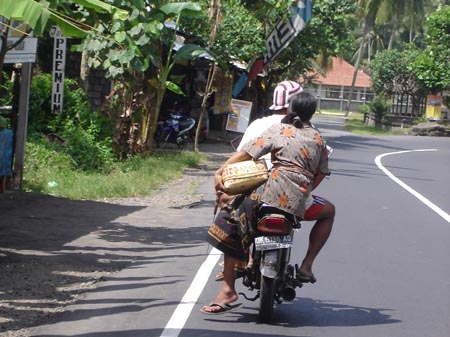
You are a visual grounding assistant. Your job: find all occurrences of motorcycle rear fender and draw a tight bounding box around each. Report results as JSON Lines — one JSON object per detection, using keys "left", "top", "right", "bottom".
{"left": 260, "top": 250, "right": 280, "bottom": 279}
{"left": 178, "top": 118, "right": 196, "bottom": 136}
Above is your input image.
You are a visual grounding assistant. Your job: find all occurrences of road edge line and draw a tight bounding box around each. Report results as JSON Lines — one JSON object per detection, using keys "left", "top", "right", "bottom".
{"left": 159, "top": 247, "right": 223, "bottom": 337}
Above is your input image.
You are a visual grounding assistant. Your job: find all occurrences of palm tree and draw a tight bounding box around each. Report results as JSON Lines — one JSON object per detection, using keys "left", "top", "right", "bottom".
{"left": 346, "top": 0, "right": 383, "bottom": 115}
{"left": 384, "top": 0, "right": 406, "bottom": 50}
{"left": 405, "top": 0, "right": 426, "bottom": 43}
{"left": 351, "top": 23, "right": 385, "bottom": 64}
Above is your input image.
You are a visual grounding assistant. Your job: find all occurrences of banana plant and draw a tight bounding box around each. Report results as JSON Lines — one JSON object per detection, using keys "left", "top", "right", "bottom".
{"left": 0, "top": 0, "right": 127, "bottom": 83}
{"left": 0, "top": 0, "right": 127, "bottom": 37}
{"left": 81, "top": 1, "right": 224, "bottom": 155}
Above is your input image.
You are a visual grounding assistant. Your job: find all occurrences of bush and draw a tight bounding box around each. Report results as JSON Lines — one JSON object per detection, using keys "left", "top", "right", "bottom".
{"left": 24, "top": 136, "right": 76, "bottom": 192}
{"left": 59, "top": 119, "right": 115, "bottom": 172}
{"left": 0, "top": 71, "right": 13, "bottom": 107}
{"left": 27, "top": 73, "right": 115, "bottom": 172}
{"left": 370, "top": 96, "right": 390, "bottom": 119}
{"left": 359, "top": 103, "right": 370, "bottom": 114}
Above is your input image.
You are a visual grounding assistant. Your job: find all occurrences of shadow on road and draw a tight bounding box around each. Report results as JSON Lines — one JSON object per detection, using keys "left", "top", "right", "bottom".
{"left": 0, "top": 191, "right": 212, "bottom": 333}
{"left": 202, "top": 297, "right": 400, "bottom": 328}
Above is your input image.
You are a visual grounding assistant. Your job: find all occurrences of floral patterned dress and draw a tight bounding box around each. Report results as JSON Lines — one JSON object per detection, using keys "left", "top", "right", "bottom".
{"left": 206, "top": 122, "right": 329, "bottom": 262}
{"left": 243, "top": 122, "right": 329, "bottom": 218}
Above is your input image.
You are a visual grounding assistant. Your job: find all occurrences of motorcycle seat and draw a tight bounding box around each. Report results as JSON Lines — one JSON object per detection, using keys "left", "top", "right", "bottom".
{"left": 179, "top": 118, "right": 195, "bottom": 129}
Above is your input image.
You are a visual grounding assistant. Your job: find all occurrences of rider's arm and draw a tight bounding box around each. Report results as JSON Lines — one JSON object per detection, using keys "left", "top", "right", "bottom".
{"left": 311, "top": 171, "right": 327, "bottom": 190}
{"left": 214, "top": 150, "right": 253, "bottom": 192}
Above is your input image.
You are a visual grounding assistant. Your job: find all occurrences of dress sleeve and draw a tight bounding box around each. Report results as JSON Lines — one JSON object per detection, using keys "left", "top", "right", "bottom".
{"left": 318, "top": 138, "right": 330, "bottom": 175}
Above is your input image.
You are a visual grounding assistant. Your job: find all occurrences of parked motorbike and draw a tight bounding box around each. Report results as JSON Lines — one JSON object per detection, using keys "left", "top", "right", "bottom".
{"left": 154, "top": 112, "right": 196, "bottom": 149}
{"left": 154, "top": 112, "right": 208, "bottom": 149}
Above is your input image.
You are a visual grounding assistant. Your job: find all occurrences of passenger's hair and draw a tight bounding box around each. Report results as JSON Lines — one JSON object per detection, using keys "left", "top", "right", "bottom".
{"left": 281, "top": 92, "right": 317, "bottom": 128}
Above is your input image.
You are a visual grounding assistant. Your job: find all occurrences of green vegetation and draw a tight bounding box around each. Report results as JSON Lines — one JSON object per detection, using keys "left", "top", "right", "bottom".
{"left": 23, "top": 138, "right": 205, "bottom": 200}
{"left": 19, "top": 67, "right": 207, "bottom": 201}
{"left": 344, "top": 112, "right": 409, "bottom": 136}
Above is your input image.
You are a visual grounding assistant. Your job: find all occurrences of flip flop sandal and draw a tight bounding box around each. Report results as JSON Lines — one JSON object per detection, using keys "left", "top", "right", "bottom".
{"left": 296, "top": 269, "right": 317, "bottom": 284}
{"left": 200, "top": 302, "right": 243, "bottom": 315}
{"left": 215, "top": 270, "right": 225, "bottom": 281}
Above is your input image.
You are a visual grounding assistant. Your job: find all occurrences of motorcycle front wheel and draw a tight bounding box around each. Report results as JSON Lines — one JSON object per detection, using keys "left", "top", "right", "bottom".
{"left": 155, "top": 129, "right": 171, "bottom": 149}
{"left": 259, "top": 275, "right": 275, "bottom": 323}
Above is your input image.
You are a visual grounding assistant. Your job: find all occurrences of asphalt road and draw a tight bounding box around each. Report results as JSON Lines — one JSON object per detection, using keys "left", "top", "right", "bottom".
{"left": 30, "top": 116, "right": 450, "bottom": 337}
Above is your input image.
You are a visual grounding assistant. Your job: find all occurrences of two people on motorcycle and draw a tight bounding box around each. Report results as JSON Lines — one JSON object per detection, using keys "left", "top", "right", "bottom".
{"left": 202, "top": 81, "right": 335, "bottom": 314}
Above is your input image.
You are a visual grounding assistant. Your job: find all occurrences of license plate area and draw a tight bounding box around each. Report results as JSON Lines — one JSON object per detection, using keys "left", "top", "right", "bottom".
{"left": 254, "top": 235, "right": 293, "bottom": 251}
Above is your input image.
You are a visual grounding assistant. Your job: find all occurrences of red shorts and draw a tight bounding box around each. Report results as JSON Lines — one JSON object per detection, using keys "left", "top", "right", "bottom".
{"left": 303, "top": 195, "right": 326, "bottom": 220}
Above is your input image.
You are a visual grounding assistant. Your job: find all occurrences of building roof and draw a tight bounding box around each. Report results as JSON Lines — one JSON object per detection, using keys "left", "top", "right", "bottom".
{"left": 308, "top": 57, "right": 371, "bottom": 88}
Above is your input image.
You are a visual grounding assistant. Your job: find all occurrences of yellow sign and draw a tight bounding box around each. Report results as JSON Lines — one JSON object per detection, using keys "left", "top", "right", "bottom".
{"left": 213, "top": 71, "right": 233, "bottom": 114}
{"left": 425, "top": 95, "right": 442, "bottom": 120}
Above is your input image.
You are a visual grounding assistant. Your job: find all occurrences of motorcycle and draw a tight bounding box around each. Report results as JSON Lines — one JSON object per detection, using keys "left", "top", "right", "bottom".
{"left": 231, "top": 136, "right": 333, "bottom": 322}
{"left": 154, "top": 112, "right": 196, "bottom": 149}
{"left": 240, "top": 204, "right": 303, "bottom": 322}
{"left": 154, "top": 112, "right": 207, "bottom": 149}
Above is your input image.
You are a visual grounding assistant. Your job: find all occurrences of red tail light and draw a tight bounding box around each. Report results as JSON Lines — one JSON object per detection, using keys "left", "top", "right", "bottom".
{"left": 257, "top": 215, "right": 292, "bottom": 234}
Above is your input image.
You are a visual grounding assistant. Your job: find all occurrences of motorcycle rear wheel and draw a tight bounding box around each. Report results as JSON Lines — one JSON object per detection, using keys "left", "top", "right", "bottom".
{"left": 189, "top": 130, "right": 206, "bottom": 144}
{"left": 259, "top": 275, "right": 275, "bottom": 322}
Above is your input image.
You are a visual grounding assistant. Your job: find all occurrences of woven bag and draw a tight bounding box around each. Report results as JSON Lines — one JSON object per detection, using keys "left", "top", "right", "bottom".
{"left": 222, "top": 160, "right": 268, "bottom": 195}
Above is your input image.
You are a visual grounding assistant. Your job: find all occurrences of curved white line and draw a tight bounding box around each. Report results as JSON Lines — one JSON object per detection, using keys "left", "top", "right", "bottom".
{"left": 375, "top": 149, "right": 450, "bottom": 223}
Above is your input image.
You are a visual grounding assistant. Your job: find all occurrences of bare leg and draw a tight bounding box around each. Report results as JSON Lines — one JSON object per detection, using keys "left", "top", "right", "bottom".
{"left": 299, "top": 199, "right": 335, "bottom": 276}
{"left": 202, "top": 254, "right": 239, "bottom": 313}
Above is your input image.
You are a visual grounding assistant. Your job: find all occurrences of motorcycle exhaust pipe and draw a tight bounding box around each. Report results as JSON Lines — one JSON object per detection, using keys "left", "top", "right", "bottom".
{"left": 280, "top": 285, "right": 296, "bottom": 301}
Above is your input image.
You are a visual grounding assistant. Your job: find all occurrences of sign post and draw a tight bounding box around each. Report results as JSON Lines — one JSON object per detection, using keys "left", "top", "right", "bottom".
{"left": 50, "top": 26, "right": 66, "bottom": 114}
{"left": 3, "top": 21, "right": 37, "bottom": 64}
{"left": 425, "top": 95, "right": 443, "bottom": 120}
{"left": 0, "top": 21, "right": 37, "bottom": 189}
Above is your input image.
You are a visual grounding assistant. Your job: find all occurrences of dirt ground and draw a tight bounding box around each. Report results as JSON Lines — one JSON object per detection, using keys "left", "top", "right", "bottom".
{"left": 0, "top": 143, "right": 231, "bottom": 337}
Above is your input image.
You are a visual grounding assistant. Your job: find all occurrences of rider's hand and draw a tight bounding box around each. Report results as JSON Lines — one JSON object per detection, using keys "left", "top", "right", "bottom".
{"left": 214, "top": 170, "right": 225, "bottom": 194}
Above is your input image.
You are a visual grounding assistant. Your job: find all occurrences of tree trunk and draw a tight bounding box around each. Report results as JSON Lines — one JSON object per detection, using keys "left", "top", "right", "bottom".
{"left": 409, "top": 11, "right": 414, "bottom": 43}
{"left": 193, "top": 0, "right": 221, "bottom": 152}
{"left": 0, "top": 20, "right": 9, "bottom": 84}
{"left": 346, "top": 19, "right": 370, "bottom": 116}
{"left": 80, "top": 50, "right": 90, "bottom": 91}
{"left": 388, "top": 17, "right": 398, "bottom": 50}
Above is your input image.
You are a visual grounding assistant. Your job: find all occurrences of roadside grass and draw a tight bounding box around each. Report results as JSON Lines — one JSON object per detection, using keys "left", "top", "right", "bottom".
{"left": 22, "top": 111, "right": 411, "bottom": 201}
{"left": 344, "top": 112, "right": 410, "bottom": 136}
{"left": 317, "top": 108, "right": 345, "bottom": 116}
{"left": 23, "top": 141, "right": 205, "bottom": 200}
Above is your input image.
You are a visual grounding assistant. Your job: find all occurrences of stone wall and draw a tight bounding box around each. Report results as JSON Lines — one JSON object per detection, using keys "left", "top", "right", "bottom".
{"left": 364, "top": 113, "right": 450, "bottom": 136}
{"left": 86, "top": 68, "right": 111, "bottom": 111}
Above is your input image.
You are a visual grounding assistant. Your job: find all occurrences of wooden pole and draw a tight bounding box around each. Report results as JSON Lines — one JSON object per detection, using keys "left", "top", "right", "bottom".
{"left": 12, "top": 62, "right": 31, "bottom": 190}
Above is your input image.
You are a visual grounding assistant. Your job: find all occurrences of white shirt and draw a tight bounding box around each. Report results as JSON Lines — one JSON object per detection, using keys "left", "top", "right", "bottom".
{"left": 237, "top": 114, "right": 284, "bottom": 169}
{"left": 237, "top": 114, "right": 314, "bottom": 209}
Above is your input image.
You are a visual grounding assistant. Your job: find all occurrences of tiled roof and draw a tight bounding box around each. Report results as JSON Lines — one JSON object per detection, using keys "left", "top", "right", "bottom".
{"left": 308, "top": 57, "right": 371, "bottom": 88}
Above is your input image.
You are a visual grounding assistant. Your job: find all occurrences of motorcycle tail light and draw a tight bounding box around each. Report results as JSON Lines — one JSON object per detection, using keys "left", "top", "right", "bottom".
{"left": 257, "top": 215, "right": 291, "bottom": 234}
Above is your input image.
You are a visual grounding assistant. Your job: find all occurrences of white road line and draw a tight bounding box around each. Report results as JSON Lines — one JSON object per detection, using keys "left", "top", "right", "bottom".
{"left": 375, "top": 149, "right": 450, "bottom": 223}
{"left": 159, "top": 247, "right": 222, "bottom": 337}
